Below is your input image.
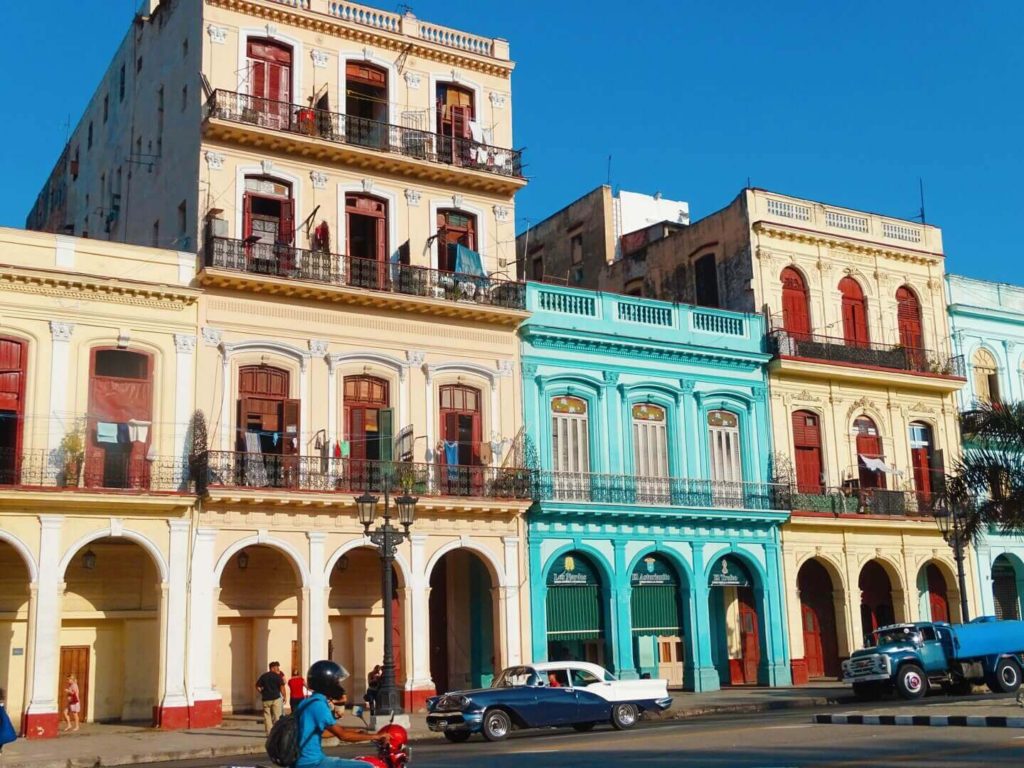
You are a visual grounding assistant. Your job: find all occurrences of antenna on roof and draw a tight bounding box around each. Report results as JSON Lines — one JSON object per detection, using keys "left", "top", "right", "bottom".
{"left": 918, "top": 177, "right": 926, "bottom": 224}
{"left": 606, "top": 155, "right": 612, "bottom": 187}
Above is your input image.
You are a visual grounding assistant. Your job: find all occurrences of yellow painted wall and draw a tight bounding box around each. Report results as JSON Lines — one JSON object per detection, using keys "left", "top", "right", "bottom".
{"left": 0, "top": 543, "right": 30, "bottom": 729}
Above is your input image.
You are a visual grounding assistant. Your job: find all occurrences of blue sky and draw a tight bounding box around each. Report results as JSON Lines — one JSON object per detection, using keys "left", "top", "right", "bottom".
{"left": 2, "top": 1, "right": 1021, "bottom": 284}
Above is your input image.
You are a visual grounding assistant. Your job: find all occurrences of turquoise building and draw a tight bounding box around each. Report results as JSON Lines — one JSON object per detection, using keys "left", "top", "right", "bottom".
{"left": 947, "top": 275, "right": 1024, "bottom": 619}
{"left": 520, "top": 284, "right": 792, "bottom": 692}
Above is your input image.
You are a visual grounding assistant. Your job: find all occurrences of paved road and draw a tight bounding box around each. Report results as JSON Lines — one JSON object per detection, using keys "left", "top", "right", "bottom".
{"left": 124, "top": 708, "right": 1024, "bottom": 768}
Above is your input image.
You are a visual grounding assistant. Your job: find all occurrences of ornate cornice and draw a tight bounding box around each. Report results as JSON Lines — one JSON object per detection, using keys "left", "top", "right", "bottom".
{"left": 204, "top": 0, "right": 514, "bottom": 78}
{"left": 0, "top": 265, "right": 199, "bottom": 311}
{"left": 530, "top": 504, "right": 789, "bottom": 529}
{"left": 752, "top": 221, "right": 941, "bottom": 266}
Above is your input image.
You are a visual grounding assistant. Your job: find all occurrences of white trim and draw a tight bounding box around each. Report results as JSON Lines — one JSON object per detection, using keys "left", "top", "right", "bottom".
{"left": 0, "top": 529, "right": 39, "bottom": 583}
{"left": 236, "top": 27, "right": 304, "bottom": 106}
{"left": 427, "top": 196, "right": 489, "bottom": 271}
{"left": 221, "top": 339, "right": 312, "bottom": 371}
{"left": 233, "top": 164, "right": 304, "bottom": 246}
{"left": 337, "top": 50, "right": 400, "bottom": 126}
{"left": 58, "top": 526, "right": 169, "bottom": 582}
{"left": 213, "top": 534, "right": 310, "bottom": 588}
{"left": 333, "top": 182, "right": 401, "bottom": 268}
{"left": 329, "top": 351, "right": 409, "bottom": 434}
{"left": 424, "top": 537, "right": 506, "bottom": 588}
{"left": 424, "top": 361, "right": 498, "bottom": 386}
{"left": 323, "top": 538, "right": 412, "bottom": 588}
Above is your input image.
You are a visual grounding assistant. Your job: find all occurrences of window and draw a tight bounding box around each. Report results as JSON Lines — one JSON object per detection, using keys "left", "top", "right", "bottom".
{"left": 909, "top": 422, "right": 937, "bottom": 504}
{"left": 182, "top": 38, "right": 189, "bottom": 58}
{"left": 632, "top": 403, "right": 668, "bottom": 479}
{"left": 531, "top": 255, "right": 543, "bottom": 281}
{"left": 136, "top": 55, "right": 143, "bottom": 73}
{"left": 243, "top": 176, "right": 295, "bottom": 247}
{"left": 792, "top": 410, "right": 823, "bottom": 494}
{"left": 71, "top": 146, "right": 80, "bottom": 180}
{"left": 571, "top": 668, "right": 600, "bottom": 687}
{"left": 436, "top": 82, "right": 475, "bottom": 164}
{"left": 177, "top": 200, "right": 187, "bottom": 239}
{"left": 103, "top": 94, "right": 109, "bottom": 123}
{"left": 88, "top": 349, "right": 153, "bottom": 489}
{"left": 94, "top": 349, "right": 148, "bottom": 379}
{"left": 181, "top": 84, "right": 188, "bottom": 112}
{"left": 439, "top": 384, "right": 482, "bottom": 469}
{"left": 247, "top": 39, "right": 293, "bottom": 130}
{"left": 119, "top": 64, "right": 126, "bottom": 101}
{"left": 839, "top": 276, "right": 869, "bottom": 346}
{"left": 896, "top": 285, "right": 923, "bottom": 350}
{"left": 854, "top": 415, "right": 885, "bottom": 490}
{"left": 708, "top": 411, "right": 742, "bottom": 484}
{"left": 87, "top": 121, "right": 93, "bottom": 149}
{"left": 345, "top": 61, "right": 388, "bottom": 148}
{"left": 551, "top": 396, "right": 590, "bottom": 492}
{"left": 437, "top": 209, "right": 477, "bottom": 272}
{"left": 152, "top": 220, "right": 160, "bottom": 247}
{"left": 345, "top": 194, "right": 388, "bottom": 289}
{"left": 780, "top": 267, "right": 810, "bottom": 337}
{"left": 972, "top": 348, "right": 1000, "bottom": 405}
{"left": 694, "top": 253, "right": 719, "bottom": 308}
{"left": 570, "top": 233, "right": 583, "bottom": 266}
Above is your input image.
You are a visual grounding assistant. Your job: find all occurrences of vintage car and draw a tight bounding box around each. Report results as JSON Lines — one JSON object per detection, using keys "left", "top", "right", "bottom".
{"left": 426, "top": 661, "right": 672, "bottom": 742}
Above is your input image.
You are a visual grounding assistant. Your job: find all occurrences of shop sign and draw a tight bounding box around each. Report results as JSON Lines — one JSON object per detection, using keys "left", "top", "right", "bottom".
{"left": 709, "top": 556, "right": 751, "bottom": 588}
{"left": 631, "top": 555, "right": 677, "bottom": 587}
{"left": 548, "top": 554, "right": 598, "bottom": 587}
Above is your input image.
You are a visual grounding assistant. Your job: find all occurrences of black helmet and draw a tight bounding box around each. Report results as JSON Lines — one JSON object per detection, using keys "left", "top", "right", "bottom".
{"left": 307, "top": 660, "right": 349, "bottom": 700}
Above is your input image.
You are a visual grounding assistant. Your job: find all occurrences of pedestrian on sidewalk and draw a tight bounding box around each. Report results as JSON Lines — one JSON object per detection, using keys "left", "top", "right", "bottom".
{"left": 62, "top": 674, "right": 81, "bottom": 732}
{"left": 256, "top": 661, "right": 286, "bottom": 734}
{"left": 363, "top": 665, "right": 382, "bottom": 716}
{"left": 0, "top": 686, "right": 17, "bottom": 753}
{"left": 288, "top": 668, "right": 308, "bottom": 712}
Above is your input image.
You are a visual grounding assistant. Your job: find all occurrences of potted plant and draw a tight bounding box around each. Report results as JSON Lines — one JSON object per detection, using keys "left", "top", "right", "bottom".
{"left": 59, "top": 427, "right": 86, "bottom": 488}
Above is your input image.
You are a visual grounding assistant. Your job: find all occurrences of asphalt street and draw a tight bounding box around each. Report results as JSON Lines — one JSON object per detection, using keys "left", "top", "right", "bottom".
{"left": 122, "top": 709, "right": 1024, "bottom": 768}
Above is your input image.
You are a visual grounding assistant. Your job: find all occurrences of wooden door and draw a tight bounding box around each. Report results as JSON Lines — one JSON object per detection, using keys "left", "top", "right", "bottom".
{"left": 657, "top": 637, "right": 684, "bottom": 688}
{"left": 792, "top": 410, "right": 823, "bottom": 494}
{"left": 345, "top": 195, "right": 388, "bottom": 289}
{"left": 781, "top": 267, "right": 811, "bottom": 339}
{"left": 436, "top": 211, "right": 477, "bottom": 273}
{"left": 896, "top": 286, "right": 923, "bottom": 350}
{"left": 429, "top": 559, "right": 449, "bottom": 693}
{"left": 247, "top": 39, "right": 292, "bottom": 129}
{"left": 839, "top": 277, "right": 869, "bottom": 346}
{"left": 0, "top": 338, "right": 25, "bottom": 483}
{"left": 801, "top": 603, "right": 825, "bottom": 679}
{"left": 927, "top": 565, "right": 949, "bottom": 623}
{"left": 854, "top": 416, "right": 885, "bottom": 490}
{"left": 60, "top": 646, "right": 90, "bottom": 722}
{"left": 738, "top": 588, "right": 760, "bottom": 684}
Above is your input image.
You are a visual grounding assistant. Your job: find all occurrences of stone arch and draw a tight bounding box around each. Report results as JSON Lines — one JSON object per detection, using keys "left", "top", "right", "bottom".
{"left": 324, "top": 538, "right": 410, "bottom": 589}
{"left": 213, "top": 534, "right": 309, "bottom": 588}
{"left": 425, "top": 537, "right": 504, "bottom": 588}
{"left": 0, "top": 529, "right": 38, "bottom": 583}
{"left": 58, "top": 526, "right": 168, "bottom": 583}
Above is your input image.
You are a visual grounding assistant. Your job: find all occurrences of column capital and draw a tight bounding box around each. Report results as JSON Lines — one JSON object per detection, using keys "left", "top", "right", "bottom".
{"left": 39, "top": 514, "right": 65, "bottom": 530}
{"left": 168, "top": 519, "right": 191, "bottom": 533}
{"left": 306, "top": 531, "right": 328, "bottom": 544}
{"left": 174, "top": 334, "right": 197, "bottom": 354}
{"left": 49, "top": 321, "right": 75, "bottom": 341}
{"left": 195, "top": 527, "right": 218, "bottom": 542}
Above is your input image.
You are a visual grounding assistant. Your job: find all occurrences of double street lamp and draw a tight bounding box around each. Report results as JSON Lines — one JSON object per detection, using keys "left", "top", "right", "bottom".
{"left": 934, "top": 501, "right": 971, "bottom": 623}
{"left": 354, "top": 483, "right": 417, "bottom": 719}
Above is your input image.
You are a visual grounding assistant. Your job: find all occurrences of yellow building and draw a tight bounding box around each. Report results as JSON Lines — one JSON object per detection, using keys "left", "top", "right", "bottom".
{"left": 20, "top": 0, "right": 531, "bottom": 733}
{"left": 0, "top": 228, "right": 199, "bottom": 737}
{"left": 600, "top": 188, "right": 973, "bottom": 682}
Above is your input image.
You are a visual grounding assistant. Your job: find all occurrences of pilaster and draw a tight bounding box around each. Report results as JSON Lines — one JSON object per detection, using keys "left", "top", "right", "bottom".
{"left": 186, "top": 528, "right": 222, "bottom": 727}
{"left": 156, "top": 520, "right": 191, "bottom": 728}
{"left": 47, "top": 323, "right": 75, "bottom": 453}
{"left": 24, "top": 515, "right": 64, "bottom": 738}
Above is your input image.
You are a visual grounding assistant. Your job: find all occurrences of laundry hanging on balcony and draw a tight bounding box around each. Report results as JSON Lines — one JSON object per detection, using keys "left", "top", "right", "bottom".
{"left": 858, "top": 455, "right": 901, "bottom": 476}
{"left": 454, "top": 243, "right": 485, "bottom": 277}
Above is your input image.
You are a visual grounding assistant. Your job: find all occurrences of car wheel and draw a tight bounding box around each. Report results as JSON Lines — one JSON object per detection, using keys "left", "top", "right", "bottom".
{"left": 572, "top": 722, "right": 596, "bottom": 732}
{"left": 481, "top": 709, "right": 512, "bottom": 742}
{"left": 895, "top": 664, "right": 928, "bottom": 700}
{"left": 987, "top": 658, "right": 1022, "bottom": 694}
{"left": 443, "top": 731, "right": 472, "bottom": 743}
{"left": 610, "top": 702, "right": 638, "bottom": 730}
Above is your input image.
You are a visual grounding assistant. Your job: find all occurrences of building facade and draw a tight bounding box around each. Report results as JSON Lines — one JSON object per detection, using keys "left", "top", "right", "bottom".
{"left": 520, "top": 283, "right": 791, "bottom": 692}
{"left": 947, "top": 274, "right": 1024, "bottom": 621}
{"left": 0, "top": 228, "right": 199, "bottom": 738}
{"left": 600, "top": 188, "right": 972, "bottom": 683}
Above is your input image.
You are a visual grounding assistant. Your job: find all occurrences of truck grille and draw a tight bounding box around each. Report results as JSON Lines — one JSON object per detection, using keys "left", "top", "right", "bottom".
{"left": 843, "top": 653, "right": 888, "bottom": 679}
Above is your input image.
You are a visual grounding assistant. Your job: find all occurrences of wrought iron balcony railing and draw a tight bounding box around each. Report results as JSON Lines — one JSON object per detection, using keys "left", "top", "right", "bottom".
{"left": 0, "top": 449, "right": 190, "bottom": 493}
{"left": 204, "top": 235, "right": 527, "bottom": 310}
{"left": 205, "top": 90, "right": 523, "bottom": 179}
{"left": 790, "top": 487, "right": 935, "bottom": 517}
{"left": 201, "top": 451, "right": 533, "bottom": 500}
{"left": 769, "top": 330, "right": 965, "bottom": 377}
{"left": 532, "top": 471, "right": 790, "bottom": 511}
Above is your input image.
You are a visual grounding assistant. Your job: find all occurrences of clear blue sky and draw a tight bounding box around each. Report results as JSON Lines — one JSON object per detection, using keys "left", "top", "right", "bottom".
{"left": 3, "top": 1, "right": 1021, "bottom": 283}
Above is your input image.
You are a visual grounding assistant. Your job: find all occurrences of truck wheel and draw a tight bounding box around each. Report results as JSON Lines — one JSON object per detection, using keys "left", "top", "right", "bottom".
{"left": 481, "top": 708, "right": 512, "bottom": 742}
{"left": 610, "top": 703, "right": 639, "bottom": 730}
{"left": 895, "top": 664, "right": 928, "bottom": 700}
{"left": 852, "top": 682, "right": 880, "bottom": 701}
{"left": 987, "top": 658, "right": 1022, "bottom": 694}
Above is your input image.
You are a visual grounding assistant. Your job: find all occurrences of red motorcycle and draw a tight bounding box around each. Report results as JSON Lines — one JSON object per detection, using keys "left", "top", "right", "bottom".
{"left": 354, "top": 724, "right": 410, "bottom": 768}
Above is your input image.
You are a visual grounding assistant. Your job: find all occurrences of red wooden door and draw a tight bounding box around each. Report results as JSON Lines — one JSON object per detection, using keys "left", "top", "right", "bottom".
{"left": 436, "top": 210, "right": 477, "bottom": 273}
{"left": 439, "top": 384, "right": 482, "bottom": 495}
{"left": 346, "top": 195, "right": 388, "bottom": 289}
{"left": 792, "top": 410, "right": 823, "bottom": 493}
{"left": 896, "top": 285, "right": 923, "bottom": 354}
{"left": 60, "top": 646, "right": 90, "bottom": 722}
{"left": 798, "top": 560, "right": 840, "bottom": 679}
{"left": 801, "top": 603, "right": 825, "bottom": 678}
{"left": 247, "top": 39, "right": 292, "bottom": 128}
{"left": 859, "top": 561, "right": 894, "bottom": 633}
{"left": 927, "top": 565, "right": 949, "bottom": 623}
{"left": 87, "top": 349, "right": 153, "bottom": 489}
{"left": 738, "top": 587, "right": 760, "bottom": 684}
{"left": 854, "top": 416, "right": 885, "bottom": 490}
{"left": 0, "top": 338, "right": 26, "bottom": 483}
{"left": 781, "top": 268, "right": 811, "bottom": 339}
{"left": 839, "top": 277, "right": 869, "bottom": 346}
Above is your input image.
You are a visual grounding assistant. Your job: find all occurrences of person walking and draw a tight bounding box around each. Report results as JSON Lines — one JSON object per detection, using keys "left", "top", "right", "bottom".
{"left": 62, "top": 674, "right": 81, "bottom": 732}
{"left": 363, "top": 664, "right": 382, "bottom": 716}
{"left": 287, "top": 668, "right": 308, "bottom": 712}
{"left": 0, "top": 685, "right": 17, "bottom": 753}
{"left": 256, "top": 661, "right": 286, "bottom": 734}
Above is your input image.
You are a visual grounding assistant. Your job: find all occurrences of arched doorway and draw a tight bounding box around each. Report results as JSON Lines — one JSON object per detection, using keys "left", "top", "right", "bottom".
{"left": 839, "top": 277, "right": 869, "bottom": 346}
{"left": 60, "top": 538, "right": 161, "bottom": 722}
{"left": 708, "top": 555, "right": 761, "bottom": 686}
{"left": 792, "top": 410, "right": 824, "bottom": 494}
{"left": 237, "top": 365, "right": 299, "bottom": 487}
{"left": 327, "top": 547, "right": 403, "bottom": 704}
{"left": 992, "top": 555, "right": 1021, "bottom": 620}
{"left": 429, "top": 549, "right": 497, "bottom": 694}
{"left": 859, "top": 560, "right": 895, "bottom": 638}
{"left": 780, "top": 267, "right": 811, "bottom": 339}
{"left": 0, "top": 337, "right": 26, "bottom": 484}
{"left": 918, "top": 563, "right": 950, "bottom": 623}
{"left": 630, "top": 554, "right": 688, "bottom": 688}
{"left": 797, "top": 559, "right": 840, "bottom": 679}
{"left": 345, "top": 61, "right": 388, "bottom": 149}
{"left": 246, "top": 38, "right": 293, "bottom": 129}
{"left": 0, "top": 541, "right": 30, "bottom": 729}
{"left": 545, "top": 552, "right": 608, "bottom": 667}
{"left": 345, "top": 194, "right": 389, "bottom": 290}
{"left": 439, "top": 383, "right": 482, "bottom": 494}
{"left": 216, "top": 545, "right": 301, "bottom": 713}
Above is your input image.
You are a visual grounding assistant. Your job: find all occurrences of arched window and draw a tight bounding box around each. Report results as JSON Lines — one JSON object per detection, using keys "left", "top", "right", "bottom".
{"left": 88, "top": 348, "right": 153, "bottom": 488}
{"left": 632, "top": 404, "right": 668, "bottom": 479}
{"left": 854, "top": 415, "right": 885, "bottom": 490}
{"left": 0, "top": 337, "right": 26, "bottom": 483}
{"left": 781, "top": 267, "right": 811, "bottom": 338}
{"left": 344, "top": 376, "right": 391, "bottom": 462}
{"left": 437, "top": 209, "right": 478, "bottom": 273}
{"left": 345, "top": 61, "right": 388, "bottom": 148}
{"left": 436, "top": 82, "right": 475, "bottom": 165}
{"left": 440, "top": 384, "right": 481, "bottom": 466}
{"left": 909, "top": 421, "right": 937, "bottom": 507}
{"left": 246, "top": 38, "right": 293, "bottom": 129}
{"left": 896, "top": 285, "right": 923, "bottom": 351}
{"left": 551, "top": 397, "right": 589, "bottom": 475}
{"left": 708, "top": 410, "right": 742, "bottom": 484}
{"left": 792, "top": 410, "right": 823, "bottom": 494}
{"left": 972, "top": 348, "right": 1000, "bottom": 405}
{"left": 243, "top": 176, "right": 294, "bottom": 248}
{"left": 345, "top": 193, "right": 389, "bottom": 289}
{"left": 238, "top": 365, "right": 298, "bottom": 458}
{"left": 839, "top": 277, "right": 869, "bottom": 346}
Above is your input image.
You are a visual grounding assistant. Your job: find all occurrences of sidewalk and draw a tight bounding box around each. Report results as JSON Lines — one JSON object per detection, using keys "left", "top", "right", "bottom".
{"left": 814, "top": 691, "right": 1024, "bottom": 728}
{"left": 0, "top": 684, "right": 853, "bottom": 768}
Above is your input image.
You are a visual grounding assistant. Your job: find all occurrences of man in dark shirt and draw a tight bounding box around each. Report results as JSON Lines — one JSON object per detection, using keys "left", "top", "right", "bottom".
{"left": 256, "top": 661, "right": 287, "bottom": 734}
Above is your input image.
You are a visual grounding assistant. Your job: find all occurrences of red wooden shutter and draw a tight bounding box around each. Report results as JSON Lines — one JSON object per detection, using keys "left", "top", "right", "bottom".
{"left": 839, "top": 277, "right": 869, "bottom": 346}
{"left": 911, "top": 447, "right": 931, "bottom": 499}
{"left": 443, "top": 412, "right": 459, "bottom": 461}
{"left": 282, "top": 399, "right": 300, "bottom": 455}
{"left": 251, "top": 60, "right": 266, "bottom": 101}
{"left": 350, "top": 408, "right": 366, "bottom": 461}
{"left": 792, "top": 411, "right": 823, "bottom": 494}
{"left": 781, "top": 268, "right": 810, "bottom": 338}
{"left": 243, "top": 193, "right": 254, "bottom": 239}
{"left": 470, "top": 411, "right": 482, "bottom": 466}
{"left": 279, "top": 198, "right": 295, "bottom": 245}
{"left": 896, "top": 286, "right": 922, "bottom": 350}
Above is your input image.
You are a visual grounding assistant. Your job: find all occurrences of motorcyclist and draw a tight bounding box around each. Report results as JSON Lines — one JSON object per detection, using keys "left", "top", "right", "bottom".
{"left": 295, "top": 660, "right": 390, "bottom": 768}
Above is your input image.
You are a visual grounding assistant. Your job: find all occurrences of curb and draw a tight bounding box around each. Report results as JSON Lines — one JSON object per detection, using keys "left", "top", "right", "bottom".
{"left": 660, "top": 695, "right": 856, "bottom": 721}
{"left": 814, "top": 713, "right": 1024, "bottom": 728}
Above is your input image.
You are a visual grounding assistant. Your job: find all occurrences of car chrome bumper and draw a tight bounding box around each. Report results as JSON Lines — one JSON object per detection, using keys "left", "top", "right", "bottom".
{"left": 655, "top": 697, "right": 673, "bottom": 710}
{"left": 426, "top": 711, "right": 482, "bottom": 733}
{"left": 843, "top": 673, "right": 891, "bottom": 684}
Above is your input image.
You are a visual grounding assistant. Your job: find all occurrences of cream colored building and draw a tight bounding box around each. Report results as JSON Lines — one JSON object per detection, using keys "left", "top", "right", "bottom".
{"left": 602, "top": 188, "right": 973, "bottom": 683}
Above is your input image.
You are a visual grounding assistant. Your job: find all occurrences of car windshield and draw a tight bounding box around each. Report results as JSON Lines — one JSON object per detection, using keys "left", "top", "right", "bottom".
{"left": 493, "top": 667, "right": 538, "bottom": 688}
{"left": 872, "top": 626, "right": 921, "bottom": 646}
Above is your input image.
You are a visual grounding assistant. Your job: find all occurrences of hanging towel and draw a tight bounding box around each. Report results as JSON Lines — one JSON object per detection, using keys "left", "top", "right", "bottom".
{"left": 454, "top": 243, "right": 485, "bottom": 277}
{"left": 127, "top": 419, "right": 151, "bottom": 443}
{"left": 333, "top": 441, "right": 342, "bottom": 459}
{"left": 117, "top": 423, "right": 131, "bottom": 444}
{"left": 244, "top": 431, "right": 262, "bottom": 454}
{"left": 340, "top": 440, "right": 351, "bottom": 458}
{"left": 272, "top": 432, "right": 280, "bottom": 447}
{"left": 0, "top": 701, "right": 16, "bottom": 749}
{"left": 443, "top": 440, "right": 460, "bottom": 483}
{"left": 97, "top": 422, "right": 118, "bottom": 444}
{"left": 468, "top": 120, "right": 484, "bottom": 143}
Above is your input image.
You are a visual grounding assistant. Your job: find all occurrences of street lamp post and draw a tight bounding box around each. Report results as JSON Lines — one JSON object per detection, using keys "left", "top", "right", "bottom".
{"left": 934, "top": 501, "right": 971, "bottom": 623}
{"left": 355, "top": 481, "right": 417, "bottom": 724}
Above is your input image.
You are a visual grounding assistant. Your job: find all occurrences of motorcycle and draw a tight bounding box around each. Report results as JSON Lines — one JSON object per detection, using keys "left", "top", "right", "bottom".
{"left": 353, "top": 723, "right": 410, "bottom": 768}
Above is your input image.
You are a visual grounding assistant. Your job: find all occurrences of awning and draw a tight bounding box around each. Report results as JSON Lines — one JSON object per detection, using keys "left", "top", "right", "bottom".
{"left": 631, "top": 585, "right": 682, "bottom": 637}
{"left": 546, "top": 585, "right": 602, "bottom": 640}
{"left": 859, "top": 455, "right": 901, "bottom": 475}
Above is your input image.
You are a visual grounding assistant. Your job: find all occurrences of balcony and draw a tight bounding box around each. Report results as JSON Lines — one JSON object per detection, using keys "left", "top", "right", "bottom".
{"left": 0, "top": 449, "right": 190, "bottom": 494}
{"left": 203, "top": 90, "right": 525, "bottom": 194}
{"left": 769, "top": 331, "right": 965, "bottom": 379}
{"left": 790, "top": 487, "right": 935, "bottom": 517}
{"left": 202, "top": 235, "right": 527, "bottom": 321}
{"left": 201, "top": 452, "right": 533, "bottom": 501}
{"left": 533, "top": 471, "right": 790, "bottom": 511}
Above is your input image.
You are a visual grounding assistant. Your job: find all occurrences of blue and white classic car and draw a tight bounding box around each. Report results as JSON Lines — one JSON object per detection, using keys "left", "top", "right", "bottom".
{"left": 426, "top": 661, "right": 673, "bottom": 742}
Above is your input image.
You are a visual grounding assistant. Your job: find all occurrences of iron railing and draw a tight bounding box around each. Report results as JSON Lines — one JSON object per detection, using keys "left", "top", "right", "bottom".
{"left": 201, "top": 452, "right": 533, "bottom": 499}
{"left": 0, "top": 449, "right": 190, "bottom": 493}
{"left": 790, "top": 487, "right": 935, "bottom": 517}
{"left": 769, "top": 331, "right": 965, "bottom": 377}
{"left": 204, "top": 235, "right": 527, "bottom": 310}
{"left": 205, "top": 90, "right": 523, "bottom": 178}
{"left": 532, "top": 471, "right": 790, "bottom": 510}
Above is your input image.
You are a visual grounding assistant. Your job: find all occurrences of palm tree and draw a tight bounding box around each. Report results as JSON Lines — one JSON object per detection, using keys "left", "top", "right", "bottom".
{"left": 945, "top": 401, "right": 1024, "bottom": 542}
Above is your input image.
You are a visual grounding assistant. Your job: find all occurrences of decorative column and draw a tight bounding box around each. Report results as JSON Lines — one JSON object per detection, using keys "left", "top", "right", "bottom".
{"left": 502, "top": 536, "right": 522, "bottom": 666}
{"left": 306, "top": 533, "right": 327, "bottom": 664}
{"left": 762, "top": 539, "right": 792, "bottom": 686}
{"left": 611, "top": 541, "right": 636, "bottom": 678}
{"left": 156, "top": 520, "right": 191, "bottom": 728}
{"left": 678, "top": 380, "right": 700, "bottom": 478}
{"left": 688, "top": 543, "right": 719, "bottom": 692}
{"left": 186, "top": 528, "right": 222, "bottom": 727}
{"left": 406, "top": 534, "right": 433, "bottom": 707}
{"left": 47, "top": 322, "right": 75, "bottom": 453}
{"left": 299, "top": 356, "right": 311, "bottom": 455}
{"left": 326, "top": 357, "right": 338, "bottom": 449}
{"left": 173, "top": 335, "right": 196, "bottom": 465}
{"left": 218, "top": 346, "right": 231, "bottom": 450}
{"left": 24, "top": 515, "right": 63, "bottom": 738}
{"left": 602, "top": 372, "right": 621, "bottom": 473}
{"left": 423, "top": 367, "right": 434, "bottom": 463}
{"left": 527, "top": 536, "right": 548, "bottom": 663}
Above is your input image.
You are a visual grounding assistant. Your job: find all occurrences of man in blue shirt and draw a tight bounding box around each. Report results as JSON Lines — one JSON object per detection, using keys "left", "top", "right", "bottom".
{"left": 296, "top": 660, "right": 390, "bottom": 768}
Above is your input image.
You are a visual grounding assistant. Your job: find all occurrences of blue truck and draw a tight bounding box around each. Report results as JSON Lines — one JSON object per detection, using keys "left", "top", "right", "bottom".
{"left": 841, "top": 617, "right": 1024, "bottom": 700}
